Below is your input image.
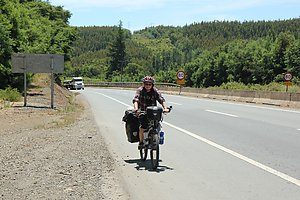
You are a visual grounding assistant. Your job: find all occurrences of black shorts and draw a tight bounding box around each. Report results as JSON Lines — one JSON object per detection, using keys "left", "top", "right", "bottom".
{"left": 139, "top": 114, "right": 149, "bottom": 129}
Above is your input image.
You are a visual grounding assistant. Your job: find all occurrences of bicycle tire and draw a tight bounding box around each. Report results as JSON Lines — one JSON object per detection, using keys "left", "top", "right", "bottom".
{"left": 150, "top": 134, "right": 159, "bottom": 169}
{"left": 140, "top": 147, "right": 148, "bottom": 161}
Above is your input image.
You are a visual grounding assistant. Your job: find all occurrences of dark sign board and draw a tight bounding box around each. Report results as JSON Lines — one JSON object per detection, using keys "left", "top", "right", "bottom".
{"left": 12, "top": 54, "right": 64, "bottom": 73}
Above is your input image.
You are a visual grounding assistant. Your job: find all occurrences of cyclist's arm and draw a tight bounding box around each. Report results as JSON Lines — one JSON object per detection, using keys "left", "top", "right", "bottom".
{"left": 133, "top": 101, "right": 139, "bottom": 111}
{"left": 133, "top": 87, "right": 142, "bottom": 111}
{"left": 162, "top": 101, "right": 170, "bottom": 112}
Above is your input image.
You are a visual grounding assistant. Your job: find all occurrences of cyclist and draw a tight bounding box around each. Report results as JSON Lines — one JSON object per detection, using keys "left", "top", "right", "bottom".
{"left": 133, "top": 76, "right": 170, "bottom": 150}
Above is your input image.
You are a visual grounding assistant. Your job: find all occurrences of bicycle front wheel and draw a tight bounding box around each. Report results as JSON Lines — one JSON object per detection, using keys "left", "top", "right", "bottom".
{"left": 150, "top": 134, "right": 159, "bottom": 169}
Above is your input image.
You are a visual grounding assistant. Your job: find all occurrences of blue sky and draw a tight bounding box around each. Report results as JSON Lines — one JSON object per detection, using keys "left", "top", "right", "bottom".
{"left": 49, "top": 0, "right": 300, "bottom": 32}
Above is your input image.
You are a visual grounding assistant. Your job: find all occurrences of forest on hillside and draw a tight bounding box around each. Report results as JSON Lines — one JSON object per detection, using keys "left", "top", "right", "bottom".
{"left": 0, "top": 0, "right": 300, "bottom": 91}
{"left": 67, "top": 19, "right": 300, "bottom": 88}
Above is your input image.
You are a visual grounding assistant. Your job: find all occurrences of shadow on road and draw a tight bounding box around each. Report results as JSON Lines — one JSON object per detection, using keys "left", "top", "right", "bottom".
{"left": 13, "top": 105, "right": 53, "bottom": 109}
{"left": 124, "top": 158, "right": 174, "bottom": 172}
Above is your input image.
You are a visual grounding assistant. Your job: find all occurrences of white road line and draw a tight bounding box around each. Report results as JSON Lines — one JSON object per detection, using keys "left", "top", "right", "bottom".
{"left": 95, "top": 91, "right": 300, "bottom": 187}
{"left": 163, "top": 121, "right": 300, "bottom": 187}
{"left": 93, "top": 92, "right": 132, "bottom": 107}
{"left": 169, "top": 101, "right": 182, "bottom": 106}
{"left": 205, "top": 109, "right": 238, "bottom": 118}
{"left": 176, "top": 94, "right": 300, "bottom": 114}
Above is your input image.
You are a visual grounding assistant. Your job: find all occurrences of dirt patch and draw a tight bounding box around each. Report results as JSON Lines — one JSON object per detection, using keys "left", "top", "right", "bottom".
{"left": 0, "top": 75, "right": 128, "bottom": 199}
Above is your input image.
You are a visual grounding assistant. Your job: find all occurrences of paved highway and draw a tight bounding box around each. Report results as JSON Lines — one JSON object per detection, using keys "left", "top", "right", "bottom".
{"left": 81, "top": 87, "right": 300, "bottom": 200}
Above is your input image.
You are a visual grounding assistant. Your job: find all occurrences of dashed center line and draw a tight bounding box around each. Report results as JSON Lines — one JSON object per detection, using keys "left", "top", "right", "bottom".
{"left": 205, "top": 109, "right": 239, "bottom": 118}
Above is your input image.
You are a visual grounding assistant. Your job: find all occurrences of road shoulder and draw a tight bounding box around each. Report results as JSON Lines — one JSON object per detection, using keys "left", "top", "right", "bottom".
{"left": 0, "top": 86, "right": 129, "bottom": 199}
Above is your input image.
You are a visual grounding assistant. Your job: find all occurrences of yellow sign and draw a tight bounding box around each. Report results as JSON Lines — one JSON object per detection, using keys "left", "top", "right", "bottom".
{"left": 176, "top": 79, "right": 186, "bottom": 85}
{"left": 284, "top": 81, "right": 292, "bottom": 86}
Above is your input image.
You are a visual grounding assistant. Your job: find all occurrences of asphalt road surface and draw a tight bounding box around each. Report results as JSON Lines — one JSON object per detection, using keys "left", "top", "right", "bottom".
{"left": 81, "top": 87, "right": 300, "bottom": 200}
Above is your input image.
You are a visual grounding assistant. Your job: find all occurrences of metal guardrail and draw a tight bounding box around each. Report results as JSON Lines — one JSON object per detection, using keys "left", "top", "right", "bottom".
{"left": 84, "top": 81, "right": 180, "bottom": 89}
{"left": 84, "top": 81, "right": 300, "bottom": 103}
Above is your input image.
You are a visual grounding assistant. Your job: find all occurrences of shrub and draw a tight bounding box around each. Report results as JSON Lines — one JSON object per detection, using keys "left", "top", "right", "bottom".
{"left": 0, "top": 87, "right": 22, "bottom": 102}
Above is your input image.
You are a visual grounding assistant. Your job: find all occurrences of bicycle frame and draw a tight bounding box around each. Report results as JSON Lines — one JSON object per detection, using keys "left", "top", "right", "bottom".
{"left": 139, "top": 106, "right": 165, "bottom": 169}
{"left": 143, "top": 118, "right": 161, "bottom": 147}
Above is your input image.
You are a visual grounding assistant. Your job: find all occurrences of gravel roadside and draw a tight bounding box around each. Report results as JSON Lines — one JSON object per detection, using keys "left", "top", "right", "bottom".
{"left": 0, "top": 81, "right": 129, "bottom": 200}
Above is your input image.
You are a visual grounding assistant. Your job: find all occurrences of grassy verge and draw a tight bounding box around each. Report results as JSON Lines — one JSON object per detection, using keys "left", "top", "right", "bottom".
{"left": 57, "top": 94, "right": 83, "bottom": 127}
{"left": 27, "top": 74, "right": 85, "bottom": 129}
{"left": 34, "top": 94, "right": 84, "bottom": 130}
{"left": 209, "top": 82, "right": 300, "bottom": 92}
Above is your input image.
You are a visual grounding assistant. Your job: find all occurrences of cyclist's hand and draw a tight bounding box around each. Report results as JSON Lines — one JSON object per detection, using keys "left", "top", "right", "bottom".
{"left": 163, "top": 106, "right": 172, "bottom": 113}
{"left": 163, "top": 108, "right": 170, "bottom": 113}
{"left": 133, "top": 109, "right": 141, "bottom": 117}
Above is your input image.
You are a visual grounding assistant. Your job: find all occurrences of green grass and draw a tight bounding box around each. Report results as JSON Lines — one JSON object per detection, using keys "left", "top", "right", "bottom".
{"left": 209, "top": 82, "right": 300, "bottom": 92}
{"left": 55, "top": 94, "right": 83, "bottom": 127}
{"left": 0, "top": 87, "right": 22, "bottom": 102}
{"left": 35, "top": 94, "right": 83, "bottom": 129}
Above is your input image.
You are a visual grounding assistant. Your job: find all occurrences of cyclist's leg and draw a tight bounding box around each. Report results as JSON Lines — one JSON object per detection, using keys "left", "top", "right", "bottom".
{"left": 138, "top": 128, "right": 144, "bottom": 150}
{"left": 138, "top": 115, "right": 147, "bottom": 149}
{"left": 139, "top": 127, "right": 144, "bottom": 143}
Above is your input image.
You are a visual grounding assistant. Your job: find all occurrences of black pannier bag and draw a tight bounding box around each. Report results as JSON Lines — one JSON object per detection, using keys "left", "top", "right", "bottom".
{"left": 122, "top": 109, "right": 139, "bottom": 143}
{"left": 146, "top": 106, "right": 163, "bottom": 121}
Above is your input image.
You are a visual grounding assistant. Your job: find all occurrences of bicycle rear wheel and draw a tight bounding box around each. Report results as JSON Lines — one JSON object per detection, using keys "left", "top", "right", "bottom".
{"left": 140, "top": 147, "right": 148, "bottom": 161}
{"left": 150, "top": 134, "right": 159, "bottom": 169}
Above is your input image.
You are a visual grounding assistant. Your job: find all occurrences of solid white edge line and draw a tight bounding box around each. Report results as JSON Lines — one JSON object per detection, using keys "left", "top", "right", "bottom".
{"left": 163, "top": 121, "right": 300, "bottom": 187}
{"left": 93, "top": 91, "right": 132, "bottom": 107}
{"left": 205, "top": 109, "right": 239, "bottom": 118}
{"left": 168, "top": 101, "right": 182, "bottom": 106}
{"left": 94, "top": 91, "right": 300, "bottom": 187}
{"left": 175, "top": 94, "right": 300, "bottom": 114}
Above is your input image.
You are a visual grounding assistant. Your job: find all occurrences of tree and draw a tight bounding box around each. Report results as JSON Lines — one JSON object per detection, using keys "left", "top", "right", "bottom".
{"left": 285, "top": 40, "right": 300, "bottom": 79}
{"left": 70, "top": 18, "right": 300, "bottom": 85}
{"left": 272, "top": 32, "right": 295, "bottom": 79}
{"left": 0, "top": 0, "right": 76, "bottom": 89}
{"left": 107, "top": 21, "right": 127, "bottom": 80}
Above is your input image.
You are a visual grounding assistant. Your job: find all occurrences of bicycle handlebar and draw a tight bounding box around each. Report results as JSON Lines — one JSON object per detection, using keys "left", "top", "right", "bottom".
{"left": 134, "top": 105, "right": 172, "bottom": 116}
{"left": 164, "top": 105, "right": 172, "bottom": 113}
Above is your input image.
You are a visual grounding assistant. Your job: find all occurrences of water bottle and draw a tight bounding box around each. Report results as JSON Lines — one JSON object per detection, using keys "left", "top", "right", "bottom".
{"left": 159, "top": 130, "right": 164, "bottom": 144}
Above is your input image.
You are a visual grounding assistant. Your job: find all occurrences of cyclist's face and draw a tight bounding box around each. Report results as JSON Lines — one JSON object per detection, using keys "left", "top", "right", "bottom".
{"left": 144, "top": 82, "right": 153, "bottom": 91}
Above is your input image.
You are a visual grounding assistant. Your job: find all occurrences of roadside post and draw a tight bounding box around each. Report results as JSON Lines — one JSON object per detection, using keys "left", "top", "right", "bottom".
{"left": 284, "top": 72, "right": 293, "bottom": 92}
{"left": 11, "top": 54, "right": 64, "bottom": 109}
{"left": 176, "top": 70, "right": 186, "bottom": 95}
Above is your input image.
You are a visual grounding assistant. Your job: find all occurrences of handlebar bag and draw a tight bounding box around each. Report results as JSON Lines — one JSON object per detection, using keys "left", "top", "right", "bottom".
{"left": 146, "top": 106, "right": 163, "bottom": 121}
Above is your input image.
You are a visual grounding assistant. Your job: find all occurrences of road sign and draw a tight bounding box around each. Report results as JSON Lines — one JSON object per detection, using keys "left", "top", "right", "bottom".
{"left": 11, "top": 54, "right": 64, "bottom": 109}
{"left": 176, "top": 79, "right": 186, "bottom": 85}
{"left": 176, "top": 70, "right": 185, "bottom": 80}
{"left": 284, "top": 73, "right": 293, "bottom": 81}
{"left": 284, "top": 81, "right": 292, "bottom": 86}
{"left": 12, "top": 54, "right": 64, "bottom": 73}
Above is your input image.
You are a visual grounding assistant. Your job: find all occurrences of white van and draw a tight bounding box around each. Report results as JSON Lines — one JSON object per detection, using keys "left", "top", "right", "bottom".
{"left": 70, "top": 77, "right": 84, "bottom": 90}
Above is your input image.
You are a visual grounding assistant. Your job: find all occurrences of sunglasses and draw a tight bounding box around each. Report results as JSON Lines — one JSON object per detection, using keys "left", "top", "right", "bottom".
{"left": 144, "top": 83, "right": 153, "bottom": 86}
